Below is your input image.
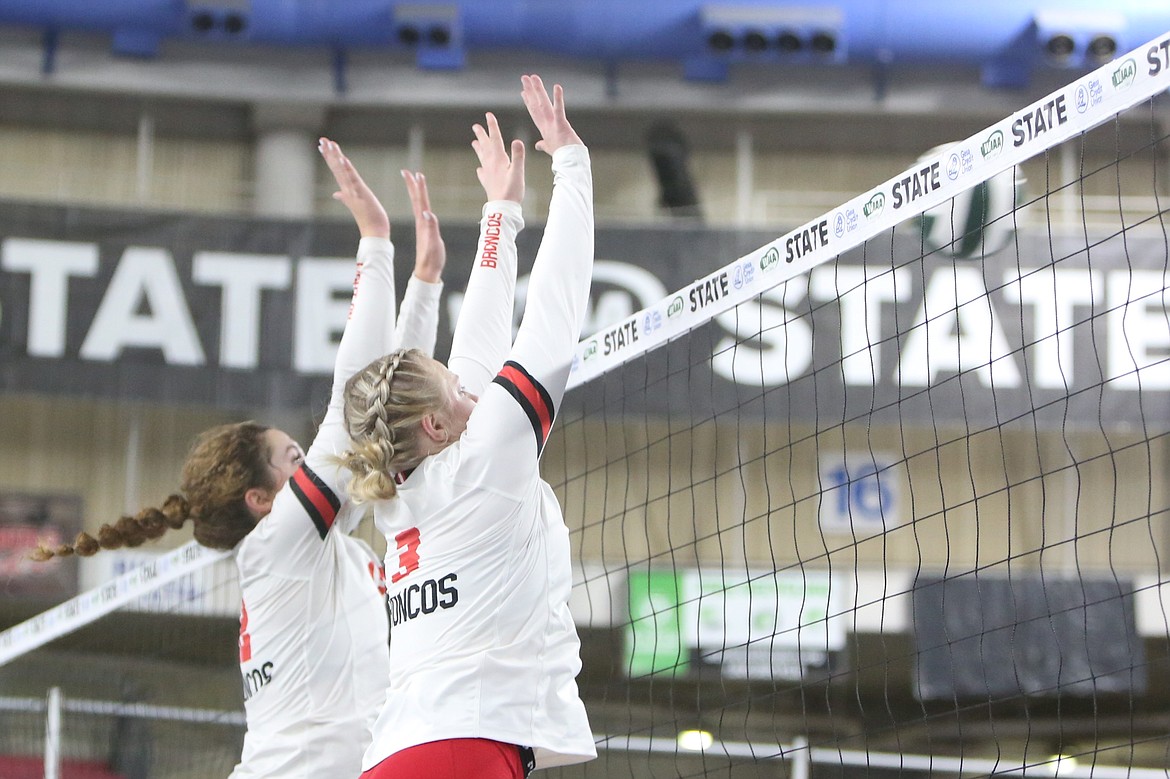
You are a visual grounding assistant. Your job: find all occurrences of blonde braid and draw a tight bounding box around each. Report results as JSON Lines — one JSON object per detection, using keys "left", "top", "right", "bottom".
{"left": 345, "top": 351, "right": 405, "bottom": 502}
{"left": 341, "top": 348, "right": 445, "bottom": 503}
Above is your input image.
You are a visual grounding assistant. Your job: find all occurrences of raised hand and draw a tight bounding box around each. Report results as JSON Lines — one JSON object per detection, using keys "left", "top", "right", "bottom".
{"left": 520, "top": 74, "right": 583, "bottom": 156}
{"left": 401, "top": 170, "right": 446, "bottom": 284}
{"left": 471, "top": 111, "right": 525, "bottom": 204}
{"left": 319, "top": 137, "right": 390, "bottom": 240}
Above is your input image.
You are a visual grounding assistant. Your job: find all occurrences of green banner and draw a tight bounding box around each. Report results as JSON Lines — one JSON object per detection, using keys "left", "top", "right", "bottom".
{"left": 625, "top": 569, "right": 688, "bottom": 678}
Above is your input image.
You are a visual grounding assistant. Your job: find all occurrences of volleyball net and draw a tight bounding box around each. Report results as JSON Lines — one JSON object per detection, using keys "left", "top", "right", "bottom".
{"left": 2, "top": 29, "right": 1170, "bottom": 778}
{"left": 545, "top": 31, "right": 1170, "bottom": 778}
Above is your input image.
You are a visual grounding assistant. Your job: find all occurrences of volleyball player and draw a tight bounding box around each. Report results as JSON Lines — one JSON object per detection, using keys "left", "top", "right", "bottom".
{"left": 33, "top": 139, "right": 447, "bottom": 778}
{"left": 338, "top": 74, "right": 596, "bottom": 778}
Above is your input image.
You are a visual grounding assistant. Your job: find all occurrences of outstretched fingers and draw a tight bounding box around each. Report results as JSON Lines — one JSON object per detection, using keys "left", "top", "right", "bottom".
{"left": 471, "top": 112, "right": 507, "bottom": 166}
{"left": 319, "top": 137, "right": 357, "bottom": 198}
{"left": 318, "top": 136, "right": 390, "bottom": 239}
{"left": 401, "top": 169, "right": 445, "bottom": 283}
{"left": 520, "top": 75, "right": 582, "bottom": 155}
{"left": 402, "top": 169, "right": 432, "bottom": 223}
{"left": 472, "top": 111, "right": 525, "bottom": 203}
{"left": 510, "top": 138, "right": 526, "bottom": 181}
{"left": 470, "top": 122, "right": 488, "bottom": 160}
{"left": 520, "top": 75, "right": 551, "bottom": 133}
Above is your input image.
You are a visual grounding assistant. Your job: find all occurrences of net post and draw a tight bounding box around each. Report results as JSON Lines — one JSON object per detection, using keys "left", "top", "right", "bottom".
{"left": 44, "top": 686, "right": 62, "bottom": 779}
{"left": 789, "top": 736, "right": 810, "bottom": 779}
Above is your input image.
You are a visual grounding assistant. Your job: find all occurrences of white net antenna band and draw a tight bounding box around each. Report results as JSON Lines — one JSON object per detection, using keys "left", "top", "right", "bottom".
{"left": 0, "top": 542, "right": 229, "bottom": 667}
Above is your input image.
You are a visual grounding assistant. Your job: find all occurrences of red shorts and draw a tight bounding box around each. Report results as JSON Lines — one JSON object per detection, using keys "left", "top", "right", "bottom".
{"left": 361, "top": 738, "right": 530, "bottom": 779}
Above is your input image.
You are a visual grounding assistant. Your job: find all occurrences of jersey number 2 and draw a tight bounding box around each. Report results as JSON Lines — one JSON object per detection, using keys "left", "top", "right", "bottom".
{"left": 239, "top": 601, "right": 252, "bottom": 662}
{"left": 391, "top": 527, "right": 421, "bottom": 583}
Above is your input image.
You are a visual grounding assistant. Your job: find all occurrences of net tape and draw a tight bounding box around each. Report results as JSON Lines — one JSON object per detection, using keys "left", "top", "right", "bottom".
{"left": 0, "top": 542, "right": 229, "bottom": 666}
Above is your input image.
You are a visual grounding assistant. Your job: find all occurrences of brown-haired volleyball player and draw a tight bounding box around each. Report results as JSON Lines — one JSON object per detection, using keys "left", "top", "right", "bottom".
{"left": 34, "top": 139, "right": 446, "bottom": 779}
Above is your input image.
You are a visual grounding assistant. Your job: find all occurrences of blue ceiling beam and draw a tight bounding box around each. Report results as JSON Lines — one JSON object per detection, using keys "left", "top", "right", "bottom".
{"left": 0, "top": 1, "right": 1165, "bottom": 87}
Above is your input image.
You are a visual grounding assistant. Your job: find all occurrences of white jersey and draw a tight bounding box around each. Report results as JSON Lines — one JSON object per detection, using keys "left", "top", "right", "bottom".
{"left": 229, "top": 238, "right": 441, "bottom": 779}
{"left": 365, "top": 145, "right": 596, "bottom": 771}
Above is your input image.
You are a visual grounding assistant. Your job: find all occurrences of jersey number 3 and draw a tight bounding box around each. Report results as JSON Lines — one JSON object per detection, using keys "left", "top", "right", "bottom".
{"left": 391, "top": 527, "right": 421, "bottom": 583}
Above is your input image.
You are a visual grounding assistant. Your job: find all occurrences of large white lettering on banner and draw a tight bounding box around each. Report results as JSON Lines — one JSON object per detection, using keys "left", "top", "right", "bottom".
{"left": 1, "top": 238, "right": 351, "bottom": 374}
{"left": 2, "top": 220, "right": 1168, "bottom": 423}
{"left": 710, "top": 263, "right": 1170, "bottom": 392}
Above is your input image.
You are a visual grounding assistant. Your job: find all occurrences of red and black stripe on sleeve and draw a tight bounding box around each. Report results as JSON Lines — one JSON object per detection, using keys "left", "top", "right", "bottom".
{"left": 492, "top": 360, "right": 556, "bottom": 455}
{"left": 288, "top": 464, "right": 341, "bottom": 539}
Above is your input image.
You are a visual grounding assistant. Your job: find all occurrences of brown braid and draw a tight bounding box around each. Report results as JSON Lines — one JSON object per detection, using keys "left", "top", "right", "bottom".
{"left": 28, "top": 495, "right": 195, "bottom": 562}
{"left": 29, "top": 422, "right": 275, "bottom": 562}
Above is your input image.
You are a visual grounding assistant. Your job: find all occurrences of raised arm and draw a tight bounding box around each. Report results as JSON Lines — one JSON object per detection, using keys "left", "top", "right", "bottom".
{"left": 448, "top": 111, "right": 527, "bottom": 397}
{"left": 318, "top": 137, "right": 401, "bottom": 411}
{"left": 460, "top": 77, "right": 593, "bottom": 474}
{"left": 320, "top": 147, "right": 448, "bottom": 535}
{"left": 248, "top": 139, "right": 408, "bottom": 561}
{"left": 500, "top": 77, "right": 593, "bottom": 416}
{"left": 394, "top": 170, "right": 445, "bottom": 358}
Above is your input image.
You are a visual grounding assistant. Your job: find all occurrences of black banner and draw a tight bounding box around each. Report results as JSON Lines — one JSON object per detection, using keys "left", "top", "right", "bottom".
{"left": 1, "top": 199, "right": 1168, "bottom": 427}
{"left": 912, "top": 574, "right": 1147, "bottom": 699}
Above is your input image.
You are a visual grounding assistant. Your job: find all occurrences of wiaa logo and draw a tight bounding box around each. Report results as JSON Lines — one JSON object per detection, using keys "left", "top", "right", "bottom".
{"left": 1111, "top": 58, "right": 1136, "bottom": 90}
{"left": 917, "top": 143, "right": 1026, "bottom": 261}
{"left": 759, "top": 247, "right": 780, "bottom": 272}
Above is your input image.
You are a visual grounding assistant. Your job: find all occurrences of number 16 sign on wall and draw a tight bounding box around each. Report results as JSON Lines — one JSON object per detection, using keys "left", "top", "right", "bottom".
{"left": 818, "top": 453, "right": 902, "bottom": 536}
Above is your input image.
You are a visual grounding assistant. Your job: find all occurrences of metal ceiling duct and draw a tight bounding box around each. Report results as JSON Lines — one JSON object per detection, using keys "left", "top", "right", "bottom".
{"left": 0, "top": 1, "right": 1165, "bottom": 87}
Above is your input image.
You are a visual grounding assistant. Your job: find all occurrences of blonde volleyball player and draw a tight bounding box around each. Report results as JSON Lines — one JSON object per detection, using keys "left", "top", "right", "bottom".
{"left": 33, "top": 139, "right": 446, "bottom": 778}
{"left": 339, "top": 75, "right": 596, "bottom": 778}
